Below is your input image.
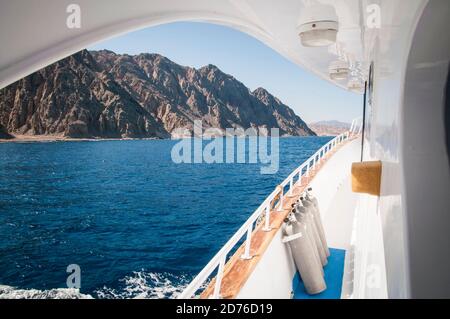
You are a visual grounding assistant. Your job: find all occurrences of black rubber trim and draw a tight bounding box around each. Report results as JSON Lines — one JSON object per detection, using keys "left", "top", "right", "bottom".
{"left": 445, "top": 63, "right": 450, "bottom": 165}
{"left": 361, "top": 81, "right": 367, "bottom": 162}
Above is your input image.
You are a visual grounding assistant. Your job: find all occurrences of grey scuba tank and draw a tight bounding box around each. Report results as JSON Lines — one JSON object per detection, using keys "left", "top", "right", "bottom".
{"left": 306, "top": 187, "right": 319, "bottom": 210}
{"left": 294, "top": 203, "right": 328, "bottom": 266}
{"left": 301, "top": 195, "right": 330, "bottom": 257}
{"left": 291, "top": 207, "right": 324, "bottom": 274}
{"left": 282, "top": 217, "right": 326, "bottom": 295}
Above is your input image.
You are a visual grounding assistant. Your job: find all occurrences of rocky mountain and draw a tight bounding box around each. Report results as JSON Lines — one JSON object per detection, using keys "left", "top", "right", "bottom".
{"left": 309, "top": 120, "right": 351, "bottom": 136}
{"left": 0, "top": 50, "right": 315, "bottom": 139}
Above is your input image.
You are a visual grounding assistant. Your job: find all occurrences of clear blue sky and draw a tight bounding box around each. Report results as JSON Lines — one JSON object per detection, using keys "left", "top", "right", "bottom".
{"left": 89, "top": 22, "right": 361, "bottom": 123}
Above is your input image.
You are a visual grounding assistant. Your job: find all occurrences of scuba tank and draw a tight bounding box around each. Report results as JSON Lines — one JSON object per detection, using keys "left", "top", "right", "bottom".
{"left": 294, "top": 201, "right": 328, "bottom": 266}
{"left": 290, "top": 205, "right": 324, "bottom": 274}
{"left": 301, "top": 194, "right": 330, "bottom": 257}
{"left": 282, "top": 216, "right": 326, "bottom": 295}
{"left": 305, "top": 187, "right": 319, "bottom": 209}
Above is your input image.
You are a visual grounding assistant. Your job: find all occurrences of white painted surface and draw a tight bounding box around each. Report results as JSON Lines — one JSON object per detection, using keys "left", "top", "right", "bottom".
{"left": 401, "top": 0, "right": 450, "bottom": 298}
{"left": 321, "top": 175, "right": 357, "bottom": 250}
{"left": 309, "top": 138, "right": 360, "bottom": 249}
{"left": 236, "top": 230, "right": 296, "bottom": 299}
{"left": 364, "top": 0, "right": 450, "bottom": 298}
{"left": 364, "top": 0, "right": 428, "bottom": 299}
{"left": 350, "top": 194, "right": 388, "bottom": 299}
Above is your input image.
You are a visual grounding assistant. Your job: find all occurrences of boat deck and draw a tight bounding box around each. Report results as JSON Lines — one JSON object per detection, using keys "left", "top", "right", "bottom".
{"left": 293, "top": 248, "right": 346, "bottom": 299}
{"left": 200, "top": 138, "right": 356, "bottom": 299}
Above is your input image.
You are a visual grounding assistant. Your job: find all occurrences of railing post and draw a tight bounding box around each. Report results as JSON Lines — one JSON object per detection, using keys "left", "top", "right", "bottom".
{"left": 277, "top": 193, "right": 284, "bottom": 212}
{"left": 262, "top": 204, "right": 272, "bottom": 232}
{"left": 241, "top": 225, "right": 253, "bottom": 260}
{"left": 289, "top": 178, "right": 293, "bottom": 196}
{"left": 213, "top": 255, "right": 226, "bottom": 299}
{"left": 277, "top": 189, "right": 284, "bottom": 212}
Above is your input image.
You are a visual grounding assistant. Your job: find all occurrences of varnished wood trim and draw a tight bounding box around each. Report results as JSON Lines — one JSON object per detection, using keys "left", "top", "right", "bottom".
{"left": 351, "top": 161, "right": 382, "bottom": 196}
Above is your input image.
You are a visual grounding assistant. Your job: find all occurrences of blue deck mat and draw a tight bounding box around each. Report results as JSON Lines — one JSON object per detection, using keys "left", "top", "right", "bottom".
{"left": 293, "top": 248, "right": 346, "bottom": 299}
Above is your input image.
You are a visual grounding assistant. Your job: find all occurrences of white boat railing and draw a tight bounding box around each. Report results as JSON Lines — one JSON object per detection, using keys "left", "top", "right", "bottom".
{"left": 178, "top": 128, "right": 359, "bottom": 299}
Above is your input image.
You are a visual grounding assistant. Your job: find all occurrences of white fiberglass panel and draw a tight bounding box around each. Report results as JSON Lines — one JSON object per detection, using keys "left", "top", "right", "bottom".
{"left": 364, "top": 0, "right": 427, "bottom": 298}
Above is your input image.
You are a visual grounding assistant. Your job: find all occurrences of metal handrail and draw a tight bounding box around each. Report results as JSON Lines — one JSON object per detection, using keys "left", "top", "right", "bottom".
{"left": 178, "top": 128, "right": 358, "bottom": 299}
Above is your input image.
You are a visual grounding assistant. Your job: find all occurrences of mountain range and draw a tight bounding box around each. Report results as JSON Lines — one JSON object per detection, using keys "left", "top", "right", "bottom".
{"left": 0, "top": 50, "right": 315, "bottom": 139}
{"left": 308, "top": 120, "right": 351, "bottom": 136}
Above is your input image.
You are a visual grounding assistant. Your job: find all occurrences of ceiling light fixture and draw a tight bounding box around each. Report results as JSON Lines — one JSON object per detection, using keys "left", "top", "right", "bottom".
{"left": 347, "top": 78, "right": 365, "bottom": 93}
{"left": 329, "top": 60, "right": 350, "bottom": 80}
{"left": 297, "top": 4, "right": 339, "bottom": 47}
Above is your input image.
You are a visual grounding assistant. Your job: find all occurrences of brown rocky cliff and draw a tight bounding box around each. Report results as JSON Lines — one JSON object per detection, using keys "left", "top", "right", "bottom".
{"left": 0, "top": 49, "right": 315, "bottom": 138}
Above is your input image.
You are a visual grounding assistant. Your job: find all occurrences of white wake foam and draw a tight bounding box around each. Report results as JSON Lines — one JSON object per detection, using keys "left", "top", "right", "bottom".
{"left": 0, "top": 271, "right": 191, "bottom": 299}
{"left": 94, "top": 271, "right": 190, "bottom": 299}
{"left": 0, "top": 285, "right": 93, "bottom": 299}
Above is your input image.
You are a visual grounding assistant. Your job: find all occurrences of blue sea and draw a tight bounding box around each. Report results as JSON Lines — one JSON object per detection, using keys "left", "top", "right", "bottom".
{"left": 0, "top": 137, "right": 331, "bottom": 298}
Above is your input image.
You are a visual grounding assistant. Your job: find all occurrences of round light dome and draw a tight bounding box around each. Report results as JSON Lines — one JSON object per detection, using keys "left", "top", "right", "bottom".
{"left": 297, "top": 4, "right": 339, "bottom": 47}
{"left": 329, "top": 60, "right": 350, "bottom": 80}
{"left": 348, "top": 78, "right": 364, "bottom": 93}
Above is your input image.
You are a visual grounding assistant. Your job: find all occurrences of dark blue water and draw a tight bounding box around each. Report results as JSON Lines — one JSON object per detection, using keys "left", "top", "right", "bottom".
{"left": 0, "top": 137, "right": 331, "bottom": 298}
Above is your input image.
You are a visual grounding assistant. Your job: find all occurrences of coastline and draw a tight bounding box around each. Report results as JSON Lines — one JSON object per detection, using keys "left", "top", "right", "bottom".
{"left": 0, "top": 133, "right": 326, "bottom": 144}
{"left": 0, "top": 134, "right": 161, "bottom": 144}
